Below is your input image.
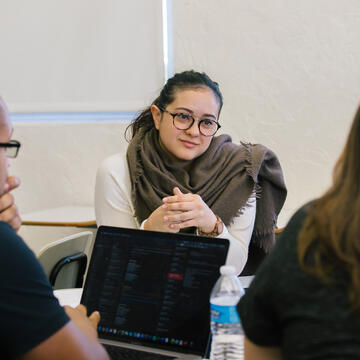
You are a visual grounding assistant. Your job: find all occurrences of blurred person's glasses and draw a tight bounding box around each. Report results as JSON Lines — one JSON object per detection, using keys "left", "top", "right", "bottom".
{"left": 0, "top": 140, "right": 21, "bottom": 158}
{"left": 161, "top": 109, "right": 221, "bottom": 137}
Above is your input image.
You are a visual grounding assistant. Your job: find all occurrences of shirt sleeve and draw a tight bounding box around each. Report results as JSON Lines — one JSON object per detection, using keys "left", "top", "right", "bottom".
{"left": 95, "top": 153, "right": 140, "bottom": 228}
{"left": 209, "top": 192, "right": 256, "bottom": 275}
{"left": 0, "top": 222, "right": 69, "bottom": 358}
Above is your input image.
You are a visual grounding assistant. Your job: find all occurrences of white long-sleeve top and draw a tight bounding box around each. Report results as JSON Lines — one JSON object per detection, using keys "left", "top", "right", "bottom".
{"left": 95, "top": 153, "right": 256, "bottom": 275}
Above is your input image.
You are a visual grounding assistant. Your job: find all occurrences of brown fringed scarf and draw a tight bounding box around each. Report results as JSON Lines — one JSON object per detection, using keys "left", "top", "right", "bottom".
{"left": 127, "top": 127, "right": 287, "bottom": 251}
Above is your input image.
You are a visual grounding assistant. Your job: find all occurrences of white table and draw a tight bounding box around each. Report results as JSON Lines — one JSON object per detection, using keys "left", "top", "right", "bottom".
{"left": 53, "top": 288, "right": 83, "bottom": 307}
{"left": 239, "top": 275, "right": 254, "bottom": 288}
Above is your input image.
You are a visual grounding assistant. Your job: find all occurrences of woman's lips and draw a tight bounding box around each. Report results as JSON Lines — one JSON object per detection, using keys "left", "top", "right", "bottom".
{"left": 180, "top": 139, "right": 198, "bottom": 148}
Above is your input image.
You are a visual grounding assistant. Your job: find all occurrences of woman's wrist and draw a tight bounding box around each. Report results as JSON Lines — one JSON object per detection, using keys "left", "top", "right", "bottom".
{"left": 198, "top": 215, "right": 223, "bottom": 237}
{"left": 144, "top": 218, "right": 152, "bottom": 231}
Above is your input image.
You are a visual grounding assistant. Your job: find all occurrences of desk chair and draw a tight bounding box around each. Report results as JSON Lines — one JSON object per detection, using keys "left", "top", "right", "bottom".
{"left": 240, "top": 228, "right": 284, "bottom": 276}
{"left": 38, "top": 231, "right": 93, "bottom": 290}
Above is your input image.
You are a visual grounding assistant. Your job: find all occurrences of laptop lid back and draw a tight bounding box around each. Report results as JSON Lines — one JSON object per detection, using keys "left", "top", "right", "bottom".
{"left": 81, "top": 226, "right": 229, "bottom": 357}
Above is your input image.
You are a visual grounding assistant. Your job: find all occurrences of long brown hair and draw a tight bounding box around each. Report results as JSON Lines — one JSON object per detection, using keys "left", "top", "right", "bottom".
{"left": 298, "top": 105, "right": 360, "bottom": 311}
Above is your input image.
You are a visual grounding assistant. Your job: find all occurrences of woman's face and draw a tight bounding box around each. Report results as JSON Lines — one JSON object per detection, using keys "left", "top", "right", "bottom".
{"left": 151, "top": 87, "right": 220, "bottom": 161}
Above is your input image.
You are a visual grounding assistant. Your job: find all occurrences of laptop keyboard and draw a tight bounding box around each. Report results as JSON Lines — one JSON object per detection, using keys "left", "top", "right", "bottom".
{"left": 104, "top": 343, "right": 176, "bottom": 360}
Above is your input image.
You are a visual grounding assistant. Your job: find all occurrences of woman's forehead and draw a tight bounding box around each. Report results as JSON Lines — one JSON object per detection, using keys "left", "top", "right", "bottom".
{"left": 171, "top": 87, "right": 220, "bottom": 110}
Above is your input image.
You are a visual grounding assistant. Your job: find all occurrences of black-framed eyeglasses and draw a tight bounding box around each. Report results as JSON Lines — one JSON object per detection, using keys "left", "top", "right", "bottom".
{"left": 0, "top": 140, "right": 21, "bottom": 158}
{"left": 161, "top": 109, "right": 221, "bottom": 137}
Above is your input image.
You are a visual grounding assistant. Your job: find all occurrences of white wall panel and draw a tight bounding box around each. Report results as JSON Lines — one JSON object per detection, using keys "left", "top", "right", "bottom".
{"left": 0, "top": 0, "right": 164, "bottom": 112}
{"left": 172, "top": 0, "right": 360, "bottom": 226}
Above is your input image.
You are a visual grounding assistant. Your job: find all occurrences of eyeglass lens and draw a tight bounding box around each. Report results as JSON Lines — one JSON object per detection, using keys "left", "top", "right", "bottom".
{"left": 173, "top": 114, "right": 218, "bottom": 136}
{"left": 5, "top": 146, "right": 19, "bottom": 158}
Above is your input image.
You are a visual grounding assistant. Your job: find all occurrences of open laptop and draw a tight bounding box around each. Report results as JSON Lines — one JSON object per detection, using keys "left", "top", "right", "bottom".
{"left": 81, "top": 226, "right": 229, "bottom": 360}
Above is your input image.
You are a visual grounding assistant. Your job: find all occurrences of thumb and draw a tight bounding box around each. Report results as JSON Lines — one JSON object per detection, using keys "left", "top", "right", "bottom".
{"left": 88, "top": 311, "right": 101, "bottom": 329}
{"left": 5, "top": 176, "right": 20, "bottom": 193}
{"left": 173, "top": 187, "right": 183, "bottom": 195}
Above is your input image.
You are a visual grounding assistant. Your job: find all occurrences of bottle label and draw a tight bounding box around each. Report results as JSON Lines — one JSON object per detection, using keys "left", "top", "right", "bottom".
{"left": 210, "top": 304, "right": 240, "bottom": 324}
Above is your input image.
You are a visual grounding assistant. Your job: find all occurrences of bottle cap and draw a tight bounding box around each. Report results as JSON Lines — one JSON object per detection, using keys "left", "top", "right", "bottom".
{"left": 219, "top": 265, "right": 236, "bottom": 275}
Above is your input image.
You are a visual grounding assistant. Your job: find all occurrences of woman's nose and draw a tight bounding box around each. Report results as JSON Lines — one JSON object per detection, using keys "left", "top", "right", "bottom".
{"left": 185, "top": 120, "right": 200, "bottom": 136}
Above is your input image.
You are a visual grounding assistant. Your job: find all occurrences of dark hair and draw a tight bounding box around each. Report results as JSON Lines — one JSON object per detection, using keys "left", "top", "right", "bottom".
{"left": 126, "top": 70, "right": 223, "bottom": 140}
{"left": 298, "top": 104, "right": 360, "bottom": 312}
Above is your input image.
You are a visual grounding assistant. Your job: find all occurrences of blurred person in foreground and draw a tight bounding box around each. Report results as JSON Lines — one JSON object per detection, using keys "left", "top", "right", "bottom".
{"left": 0, "top": 174, "right": 21, "bottom": 230}
{"left": 238, "top": 104, "right": 360, "bottom": 359}
{"left": 0, "top": 97, "right": 108, "bottom": 359}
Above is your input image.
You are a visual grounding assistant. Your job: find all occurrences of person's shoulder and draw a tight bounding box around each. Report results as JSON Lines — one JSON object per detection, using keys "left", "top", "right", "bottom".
{"left": 97, "top": 152, "right": 131, "bottom": 192}
{"left": 245, "top": 142, "right": 280, "bottom": 162}
{"left": 0, "top": 220, "right": 16, "bottom": 233}
{"left": 101, "top": 152, "right": 127, "bottom": 167}
{"left": 98, "top": 152, "right": 128, "bottom": 175}
{"left": 281, "top": 201, "right": 314, "bottom": 236}
{"left": 0, "top": 221, "right": 23, "bottom": 250}
{"left": 0, "top": 221, "right": 43, "bottom": 279}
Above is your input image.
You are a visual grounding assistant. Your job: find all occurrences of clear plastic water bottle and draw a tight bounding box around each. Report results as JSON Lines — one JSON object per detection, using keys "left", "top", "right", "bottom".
{"left": 210, "top": 265, "right": 245, "bottom": 360}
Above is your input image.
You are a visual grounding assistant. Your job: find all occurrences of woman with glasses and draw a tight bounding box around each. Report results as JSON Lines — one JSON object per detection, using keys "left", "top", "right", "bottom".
{"left": 95, "top": 70, "right": 286, "bottom": 274}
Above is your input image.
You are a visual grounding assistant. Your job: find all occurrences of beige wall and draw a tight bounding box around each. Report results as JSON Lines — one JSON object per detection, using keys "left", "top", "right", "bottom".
{"left": 10, "top": 0, "right": 360, "bottom": 229}
{"left": 172, "top": 0, "right": 360, "bottom": 226}
{"left": 12, "top": 121, "right": 130, "bottom": 214}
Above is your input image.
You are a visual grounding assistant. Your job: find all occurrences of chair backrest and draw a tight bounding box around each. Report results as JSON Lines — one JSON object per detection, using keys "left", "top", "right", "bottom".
{"left": 38, "top": 231, "right": 93, "bottom": 290}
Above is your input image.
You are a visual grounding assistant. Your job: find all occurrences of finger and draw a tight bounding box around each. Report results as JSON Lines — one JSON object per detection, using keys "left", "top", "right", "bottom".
{"left": 164, "top": 210, "right": 197, "bottom": 224}
{"left": 0, "top": 204, "right": 17, "bottom": 223}
{"left": 163, "top": 209, "right": 184, "bottom": 215}
{"left": 169, "top": 219, "right": 198, "bottom": 230}
{"left": 8, "top": 210, "right": 21, "bottom": 232}
{"left": 163, "top": 188, "right": 193, "bottom": 204}
{"left": 163, "top": 193, "right": 195, "bottom": 204}
{"left": 88, "top": 311, "right": 101, "bottom": 328}
{"left": 75, "top": 304, "right": 87, "bottom": 316}
{"left": 4, "top": 176, "right": 21, "bottom": 193}
{"left": 173, "top": 187, "right": 183, "bottom": 195}
{"left": 164, "top": 224, "right": 181, "bottom": 233}
{"left": 10, "top": 216, "right": 22, "bottom": 232}
{"left": 64, "top": 305, "right": 76, "bottom": 317}
{"left": 163, "top": 202, "right": 194, "bottom": 212}
{"left": 0, "top": 192, "right": 14, "bottom": 212}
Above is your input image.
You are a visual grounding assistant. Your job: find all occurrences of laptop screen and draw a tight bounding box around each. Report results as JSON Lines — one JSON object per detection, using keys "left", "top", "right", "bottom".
{"left": 81, "top": 226, "right": 229, "bottom": 356}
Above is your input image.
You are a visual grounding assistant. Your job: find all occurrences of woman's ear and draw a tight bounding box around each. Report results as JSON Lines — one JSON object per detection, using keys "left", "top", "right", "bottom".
{"left": 151, "top": 105, "right": 162, "bottom": 130}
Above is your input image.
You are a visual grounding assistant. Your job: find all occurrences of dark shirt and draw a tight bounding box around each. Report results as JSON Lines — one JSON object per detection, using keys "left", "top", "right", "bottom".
{"left": 238, "top": 205, "right": 360, "bottom": 359}
{"left": 0, "top": 222, "right": 69, "bottom": 358}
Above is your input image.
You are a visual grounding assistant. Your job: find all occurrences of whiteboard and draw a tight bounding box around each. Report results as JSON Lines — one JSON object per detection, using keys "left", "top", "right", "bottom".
{"left": 0, "top": 0, "right": 165, "bottom": 112}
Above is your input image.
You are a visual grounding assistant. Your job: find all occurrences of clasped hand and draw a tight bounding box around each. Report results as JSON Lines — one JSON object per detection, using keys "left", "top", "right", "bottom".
{"left": 145, "top": 187, "right": 217, "bottom": 233}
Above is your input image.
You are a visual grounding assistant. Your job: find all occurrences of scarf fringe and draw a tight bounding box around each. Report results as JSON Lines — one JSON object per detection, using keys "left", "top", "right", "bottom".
{"left": 251, "top": 218, "right": 278, "bottom": 252}
{"left": 241, "top": 141, "right": 263, "bottom": 198}
{"left": 241, "top": 141, "right": 256, "bottom": 179}
{"left": 228, "top": 141, "right": 262, "bottom": 223}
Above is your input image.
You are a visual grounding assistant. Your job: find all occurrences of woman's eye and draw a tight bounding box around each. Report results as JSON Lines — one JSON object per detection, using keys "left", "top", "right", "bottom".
{"left": 177, "top": 113, "right": 191, "bottom": 120}
{"left": 202, "top": 119, "right": 214, "bottom": 126}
